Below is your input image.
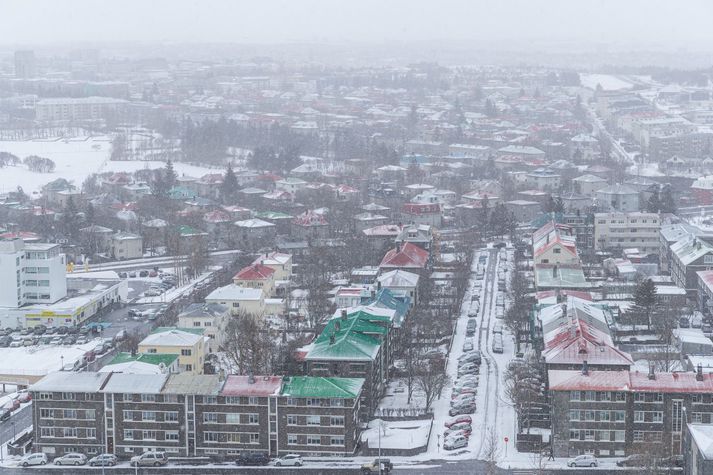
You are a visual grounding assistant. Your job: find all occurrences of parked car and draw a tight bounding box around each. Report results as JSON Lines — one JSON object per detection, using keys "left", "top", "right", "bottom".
{"left": 616, "top": 454, "right": 649, "bottom": 467}
{"left": 449, "top": 402, "right": 476, "bottom": 416}
{"left": 236, "top": 452, "right": 270, "bottom": 466}
{"left": 462, "top": 340, "right": 474, "bottom": 352}
{"left": 16, "top": 390, "right": 31, "bottom": 403}
{"left": 128, "top": 271, "right": 137, "bottom": 278}
{"left": 444, "top": 428, "right": 471, "bottom": 440}
{"left": 659, "top": 455, "right": 684, "bottom": 468}
{"left": 361, "top": 458, "right": 392, "bottom": 474}
{"left": 130, "top": 451, "right": 167, "bottom": 467}
{"left": 452, "top": 387, "right": 476, "bottom": 398}
{"left": 4, "top": 399, "right": 20, "bottom": 412}
{"left": 88, "top": 454, "right": 118, "bottom": 467}
{"left": 0, "top": 408, "right": 11, "bottom": 421}
{"left": 54, "top": 453, "right": 87, "bottom": 466}
{"left": 118, "top": 272, "right": 128, "bottom": 279}
{"left": 274, "top": 454, "right": 303, "bottom": 467}
{"left": 568, "top": 454, "right": 598, "bottom": 467}
{"left": 149, "top": 270, "right": 158, "bottom": 277}
{"left": 19, "top": 453, "right": 48, "bottom": 467}
{"left": 444, "top": 435, "right": 468, "bottom": 450}
{"left": 446, "top": 422, "right": 472, "bottom": 433}
{"left": 139, "top": 270, "right": 149, "bottom": 277}
{"left": 444, "top": 415, "right": 472, "bottom": 428}
{"left": 459, "top": 351, "right": 482, "bottom": 365}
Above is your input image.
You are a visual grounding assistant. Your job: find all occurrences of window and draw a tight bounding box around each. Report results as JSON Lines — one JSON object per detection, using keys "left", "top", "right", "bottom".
{"left": 185, "top": 364, "right": 192, "bottom": 371}
{"left": 227, "top": 433, "right": 240, "bottom": 443}
{"left": 287, "top": 415, "right": 297, "bottom": 426}
{"left": 248, "top": 397, "right": 258, "bottom": 405}
{"left": 306, "top": 415, "right": 321, "bottom": 426}
{"left": 225, "top": 396, "right": 240, "bottom": 405}
{"left": 614, "top": 411, "right": 626, "bottom": 422}
{"left": 705, "top": 255, "right": 713, "bottom": 264}
{"left": 635, "top": 392, "right": 646, "bottom": 402}
{"left": 86, "top": 428, "right": 96, "bottom": 439}
{"left": 553, "top": 248, "right": 561, "bottom": 254}
{"left": 330, "top": 398, "right": 344, "bottom": 407}
{"left": 38, "top": 392, "right": 52, "bottom": 400}
{"left": 225, "top": 413, "right": 240, "bottom": 424}
{"left": 614, "top": 430, "right": 625, "bottom": 442}
{"left": 40, "top": 427, "right": 54, "bottom": 437}
{"left": 165, "top": 431, "right": 179, "bottom": 441}
{"left": 330, "top": 416, "right": 345, "bottom": 426}
{"left": 598, "top": 391, "right": 611, "bottom": 402}
{"left": 248, "top": 414, "right": 259, "bottom": 424}
{"left": 286, "top": 398, "right": 296, "bottom": 406}
{"left": 142, "top": 430, "right": 157, "bottom": 440}
{"left": 653, "top": 411, "right": 663, "bottom": 423}
{"left": 123, "top": 393, "right": 133, "bottom": 402}
{"left": 331, "top": 436, "right": 345, "bottom": 446}
{"left": 634, "top": 411, "right": 645, "bottom": 422}
{"left": 693, "top": 413, "right": 704, "bottom": 424}
{"left": 204, "top": 396, "right": 217, "bottom": 404}
{"left": 63, "top": 409, "right": 77, "bottom": 419}
{"left": 123, "top": 410, "right": 134, "bottom": 421}
{"left": 203, "top": 413, "right": 218, "bottom": 423}
{"left": 141, "top": 394, "right": 156, "bottom": 403}
{"left": 63, "top": 427, "right": 77, "bottom": 438}
{"left": 599, "top": 411, "right": 610, "bottom": 422}
{"left": 165, "top": 394, "right": 178, "bottom": 403}
{"left": 584, "top": 430, "right": 595, "bottom": 441}
{"left": 584, "top": 391, "right": 595, "bottom": 401}
{"left": 61, "top": 392, "right": 75, "bottom": 400}
{"left": 599, "top": 431, "right": 610, "bottom": 442}
{"left": 584, "top": 410, "right": 595, "bottom": 422}
{"left": 181, "top": 349, "right": 192, "bottom": 356}
{"left": 307, "top": 435, "right": 321, "bottom": 445}
{"left": 569, "top": 429, "right": 580, "bottom": 441}
{"left": 655, "top": 393, "right": 664, "bottom": 402}
{"left": 249, "top": 433, "right": 259, "bottom": 444}
{"left": 165, "top": 411, "right": 179, "bottom": 422}
{"left": 306, "top": 398, "right": 320, "bottom": 407}
{"left": 633, "top": 431, "right": 644, "bottom": 442}
{"left": 40, "top": 408, "right": 54, "bottom": 418}
{"left": 570, "top": 391, "right": 581, "bottom": 401}
{"left": 85, "top": 409, "right": 96, "bottom": 420}
{"left": 288, "top": 434, "right": 298, "bottom": 445}
{"left": 142, "top": 411, "right": 156, "bottom": 421}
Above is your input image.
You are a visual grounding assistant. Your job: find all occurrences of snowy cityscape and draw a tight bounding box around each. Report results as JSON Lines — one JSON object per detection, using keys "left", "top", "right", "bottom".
{"left": 2, "top": 1, "right": 713, "bottom": 474}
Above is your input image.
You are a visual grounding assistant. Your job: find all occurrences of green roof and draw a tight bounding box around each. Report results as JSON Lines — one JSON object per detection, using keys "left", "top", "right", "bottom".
{"left": 280, "top": 376, "right": 364, "bottom": 399}
{"left": 177, "top": 225, "right": 208, "bottom": 237}
{"left": 254, "top": 210, "right": 293, "bottom": 220}
{"left": 534, "top": 264, "right": 589, "bottom": 289}
{"left": 364, "top": 289, "right": 410, "bottom": 327}
{"left": 108, "top": 352, "right": 179, "bottom": 366}
{"left": 305, "top": 309, "right": 389, "bottom": 361}
{"left": 151, "top": 326, "right": 206, "bottom": 336}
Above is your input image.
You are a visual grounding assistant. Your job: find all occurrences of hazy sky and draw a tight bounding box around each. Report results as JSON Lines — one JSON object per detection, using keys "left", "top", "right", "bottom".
{"left": 3, "top": 0, "right": 713, "bottom": 48}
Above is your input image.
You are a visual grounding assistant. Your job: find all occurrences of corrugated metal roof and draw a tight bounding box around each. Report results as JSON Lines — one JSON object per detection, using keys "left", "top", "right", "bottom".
{"left": 279, "top": 376, "right": 364, "bottom": 399}
{"left": 31, "top": 371, "right": 112, "bottom": 393}
{"left": 101, "top": 373, "right": 168, "bottom": 394}
{"left": 220, "top": 375, "right": 282, "bottom": 397}
{"left": 163, "top": 374, "right": 222, "bottom": 395}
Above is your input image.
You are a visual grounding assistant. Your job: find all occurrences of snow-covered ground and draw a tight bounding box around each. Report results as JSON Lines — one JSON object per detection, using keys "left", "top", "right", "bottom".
{"left": 0, "top": 338, "right": 105, "bottom": 377}
{"left": 361, "top": 419, "right": 431, "bottom": 450}
{"left": 0, "top": 135, "right": 111, "bottom": 194}
{"left": 581, "top": 73, "right": 634, "bottom": 91}
{"left": 98, "top": 159, "right": 225, "bottom": 179}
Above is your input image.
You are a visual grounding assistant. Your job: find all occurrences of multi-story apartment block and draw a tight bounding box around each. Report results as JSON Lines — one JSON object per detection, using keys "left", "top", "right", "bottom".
{"left": 669, "top": 236, "right": 713, "bottom": 296}
{"left": 0, "top": 240, "right": 66, "bottom": 308}
{"left": 549, "top": 366, "right": 713, "bottom": 458}
{"left": 31, "top": 372, "right": 364, "bottom": 459}
{"left": 35, "top": 97, "right": 127, "bottom": 123}
{"left": 594, "top": 212, "right": 661, "bottom": 254}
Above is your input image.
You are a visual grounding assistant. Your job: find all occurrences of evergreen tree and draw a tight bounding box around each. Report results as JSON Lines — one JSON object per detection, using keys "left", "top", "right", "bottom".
{"left": 484, "top": 99, "right": 498, "bottom": 117}
{"left": 479, "top": 197, "right": 490, "bottom": 233}
{"left": 164, "top": 160, "right": 177, "bottom": 190}
{"left": 633, "top": 278, "right": 657, "bottom": 330}
{"left": 220, "top": 163, "right": 239, "bottom": 204}
{"left": 646, "top": 190, "right": 661, "bottom": 213}
{"left": 489, "top": 203, "right": 509, "bottom": 236}
{"left": 660, "top": 186, "right": 677, "bottom": 214}
{"left": 62, "top": 196, "right": 81, "bottom": 240}
{"left": 84, "top": 202, "right": 95, "bottom": 226}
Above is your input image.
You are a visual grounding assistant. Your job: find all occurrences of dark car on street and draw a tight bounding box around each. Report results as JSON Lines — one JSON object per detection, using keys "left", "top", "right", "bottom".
{"left": 236, "top": 452, "right": 270, "bottom": 466}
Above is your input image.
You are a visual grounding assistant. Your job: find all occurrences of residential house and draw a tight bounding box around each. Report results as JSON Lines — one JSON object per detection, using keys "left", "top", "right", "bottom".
{"left": 670, "top": 236, "right": 713, "bottom": 296}
{"left": 379, "top": 242, "right": 430, "bottom": 275}
{"left": 233, "top": 264, "right": 276, "bottom": 298}
{"left": 595, "top": 184, "right": 640, "bottom": 212}
{"left": 138, "top": 327, "right": 207, "bottom": 374}
{"left": 594, "top": 212, "right": 661, "bottom": 254}
{"left": 111, "top": 232, "right": 143, "bottom": 260}
{"left": 376, "top": 269, "right": 420, "bottom": 305}
{"left": 205, "top": 284, "right": 265, "bottom": 316}
{"left": 177, "top": 303, "right": 230, "bottom": 354}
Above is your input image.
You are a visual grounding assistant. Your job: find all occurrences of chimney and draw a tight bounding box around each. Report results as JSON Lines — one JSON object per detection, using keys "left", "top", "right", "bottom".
{"left": 341, "top": 309, "right": 348, "bottom": 321}
{"left": 335, "top": 320, "right": 341, "bottom": 332}
{"left": 697, "top": 364, "right": 704, "bottom": 381}
{"left": 581, "top": 360, "right": 589, "bottom": 376}
{"left": 553, "top": 264, "right": 558, "bottom": 278}
{"left": 329, "top": 333, "right": 336, "bottom": 345}
{"left": 562, "top": 303, "right": 568, "bottom": 318}
{"left": 248, "top": 370, "right": 255, "bottom": 384}
{"left": 377, "top": 281, "right": 382, "bottom": 290}
{"left": 556, "top": 288, "right": 563, "bottom": 303}
{"left": 648, "top": 363, "right": 655, "bottom": 380}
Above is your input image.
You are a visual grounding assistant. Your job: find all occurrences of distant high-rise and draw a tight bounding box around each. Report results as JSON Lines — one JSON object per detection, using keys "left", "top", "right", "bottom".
{"left": 14, "top": 50, "right": 36, "bottom": 78}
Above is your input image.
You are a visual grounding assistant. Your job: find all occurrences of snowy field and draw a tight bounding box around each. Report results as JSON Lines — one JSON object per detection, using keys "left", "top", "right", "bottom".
{"left": 0, "top": 135, "right": 112, "bottom": 194}
{"left": 361, "top": 418, "right": 431, "bottom": 450}
{"left": 581, "top": 73, "right": 633, "bottom": 91}
{"left": 0, "top": 135, "right": 228, "bottom": 196}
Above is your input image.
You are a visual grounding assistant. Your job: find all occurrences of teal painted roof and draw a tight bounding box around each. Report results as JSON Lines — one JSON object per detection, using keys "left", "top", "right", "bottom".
{"left": 363, "top": 288, "right": 410, "bottom": 328}
{"left": 254, "top": 210, "right": 293, "bottom": 220}
{"left": 109, "top": 352, "right": 179, "bottom": 366}
{"left": 280, "top": 376, "right": 364, "bottom": 399}
{"left": 305, "top": 309, "right": 390, "bottom": 361}
{"left": 169, "top": 186, "right": 196, "bottom": 200}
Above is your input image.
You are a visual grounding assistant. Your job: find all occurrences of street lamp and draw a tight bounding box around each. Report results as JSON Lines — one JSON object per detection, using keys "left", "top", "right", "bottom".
{"left": 60, "top": 355, "right": 64, "bottom": 371}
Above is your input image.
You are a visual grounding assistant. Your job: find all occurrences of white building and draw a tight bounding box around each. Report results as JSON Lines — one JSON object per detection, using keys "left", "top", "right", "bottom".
{"left": 594, "top": 212, "right": 661, "bottom": 254}
{"left": 111, "top": 232, "right": 143, "bottom": 260}
{"left": 0, "top": 240, "right": 66, "bottom": 308}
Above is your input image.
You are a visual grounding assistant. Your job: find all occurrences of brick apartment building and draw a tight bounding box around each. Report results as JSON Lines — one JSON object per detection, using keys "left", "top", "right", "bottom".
{"left": 31, "top": 371, "right": 363, "bottom": 459}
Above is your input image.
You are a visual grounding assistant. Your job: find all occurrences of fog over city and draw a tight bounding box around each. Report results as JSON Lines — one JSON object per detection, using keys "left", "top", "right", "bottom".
{"left": 1, "top": 1, "right": 713, "bottom": 474}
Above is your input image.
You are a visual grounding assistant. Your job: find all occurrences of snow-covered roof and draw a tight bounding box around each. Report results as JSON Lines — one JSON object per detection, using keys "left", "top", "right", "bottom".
{"left": 377, "top": 269, "right": 420, "bottom": 288}
{"left": 31, "top": 371, "right": 111, "bottom": 393}
{"left": 101, "top": 373, "right": 169, "bottom": 394}
{"left": 206, "top": 284, "right": 263, "bottom": 301}
{"left": 139, "top": 328, "right": 204, "bottom": 347}
{"left": 221, "top": 375, "right": 282, "bottom": 396}
{"left": 689, "top": 424, "right": 713, "bottom": 459}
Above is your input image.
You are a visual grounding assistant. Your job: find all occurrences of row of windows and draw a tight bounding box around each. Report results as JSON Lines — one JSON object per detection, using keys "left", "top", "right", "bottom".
{"left": 633, "top": 430, "right": 663, "bottom": 442}
{"left": 570, "top": 429, "right": 625, "bottom": 442}
{"left": 203, "top": 412, "right": 259, "bottom": 425}
{"left": 569, "top": 410, "right": 626, "bottom": 422}
{"left": 286, "top": 415, "right": 344, "bottom": 427}
{"left": 40, "top": 408, "right": 95, "bottom": 420}
{"left": 123, "top": 430, "right": 179, "bottom": 441}
{"left": 287, "top": 434, "right": 345, "bottom": 446}
{"left": 203, "top": 431, "right": 259, "bottom": 444}
{"left": 123, "top": 410, "right": 179, "bottom": 422}
{"left": 40, "top": 427, "right": 96, "bottom": 439}
{"left": 634, "top": 410, "right": 663, "bottom": 423}
{"left": 569, "top": 391, "right": 626, "bottom": 403}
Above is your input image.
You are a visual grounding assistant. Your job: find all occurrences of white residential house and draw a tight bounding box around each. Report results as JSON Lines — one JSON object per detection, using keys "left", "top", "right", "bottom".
{"left": 111, "top": 232, "right": 143, "bottom": 260}
{"left": 205, "top": 284, "right": 265, "bottom": 316}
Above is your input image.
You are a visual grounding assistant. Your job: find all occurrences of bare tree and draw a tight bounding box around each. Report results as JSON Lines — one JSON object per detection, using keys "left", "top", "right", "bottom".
{"left": 222, "top": 312, "right": 277, "bottom": 374}
{"left": 504, "top": 357, "right": 544, "bottom": 434}
{"left": 415, "top": 361, "right": 449, "bottom": 411}
{"left": 483, "top": 427, "right": 501, "bottom": 475}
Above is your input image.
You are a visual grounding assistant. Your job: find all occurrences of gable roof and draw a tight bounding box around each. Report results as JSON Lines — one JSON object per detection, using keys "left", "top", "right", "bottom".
{"left": 221, "top": 375, "right": 283, "bottom": 397}
{"left": 234, "top": 264, "right": 275, "bottom": 281}
{"left": 305, "top": 308, "right": 391, "bottom": 361}
{"left": 380, "top": 242, "right": 429, "bottom": 269}
{"left": 377, "top": 269, "right": 420, "bottom": 287}
{"left": 139, "top": 328, "right": 204, "bottom": 347}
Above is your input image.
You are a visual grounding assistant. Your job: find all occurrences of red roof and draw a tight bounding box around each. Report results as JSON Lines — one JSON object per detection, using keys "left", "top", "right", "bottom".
{"left": 544, "top": 321, "right": 632, "bottom": 367}
{"left": 380, "top": 242, "right": 429, "bottom": 269}
{"left": 549, "top": 369, "right": 713, "bottom": 393}
{"left": 234, "top": 264, "right": 275, "bottom": 281}
{"left": 402, "top": 203, "right": 441, "bottom": 215}
{"left": 220, "top": 375, "right": 282, "bottom": 396}
{"left": 534, "top": 237, "right": 577, "bottom": 258}
{"left": 203, "top": 210, "right": 231, "bottom": 224}
{"left": 0, "top": 231, "right": 40, "bottom": 242}
{"left": 198, "top": 173, "right": 224, "bottom": 185}
{"left": 293, "top": 210, "right": 328, "bottom": 227}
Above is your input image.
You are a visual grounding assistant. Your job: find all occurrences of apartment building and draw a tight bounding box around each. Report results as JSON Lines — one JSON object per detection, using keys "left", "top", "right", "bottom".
{"left": 549, "top": 366, "right": 713, "bottom": 458}
{"left": 31, "top": 372, "right": 363, "bottom": 459}
{"left": 0, "top": 240, "right": 66, "bottom": 308}
{"left": 35, "top": 96, "right": 127, "bottom": 123}
{"left": 594, "top": 212, "right": 661, "bottom": 254}
{"left": 669, "top": 236, "right": 713, "bottom": 296}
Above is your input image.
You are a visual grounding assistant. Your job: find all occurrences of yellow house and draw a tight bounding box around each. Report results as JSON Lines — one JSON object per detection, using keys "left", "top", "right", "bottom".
{"left": 205, "top": 284, "right": 265, "bottom": 316}
{"left": 253, "top": 251, "right": 292, "bottom": 281}
{"left": 232, "top": 264, "right": 276, "bottom": 297}
{"left": 137, "top": 327, "right": 207, "bottom": 374}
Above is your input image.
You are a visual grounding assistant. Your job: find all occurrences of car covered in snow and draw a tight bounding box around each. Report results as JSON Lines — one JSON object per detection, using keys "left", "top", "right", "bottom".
{"left": 444, "top": 435, "right": 468, "bottom": 450}
{"left": 444, "top": 415, "right": 472, "bottom": 428}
